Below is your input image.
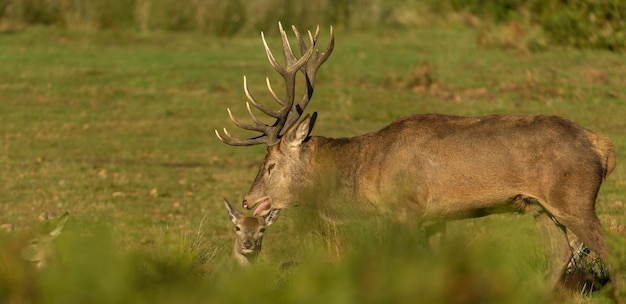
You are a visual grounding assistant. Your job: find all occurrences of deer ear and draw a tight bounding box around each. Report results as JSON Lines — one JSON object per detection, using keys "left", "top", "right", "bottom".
{"left": 264, "top": 209, "right": 281, "bottom": 227}
{"left": 283, "top": 112, "right": 316, "bottom": 149}
{"left": 224, "top": 198, "right": 242, "bottom": 225}
{"left": 49, "top": 212, "right": 69, "bottom": 238}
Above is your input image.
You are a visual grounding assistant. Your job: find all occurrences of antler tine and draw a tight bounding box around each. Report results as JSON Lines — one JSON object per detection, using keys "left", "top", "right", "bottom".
{"left": 245, "top": 102, "right": 266, "bottom": 126}
{"left": 293, "top": 25, "right": 320, "bottom": 56}
{"left": 299, "top": 25, "right": 334, "bottom": 71}
{"left": 244, "top": 75, "right": 281, "bottom": 118}
{"left": 318, "top": 25, "right": 334, "bottom": 65}
{"left": 214, "top": 105, "right": 272, "bottom": 146}
{"left": 261, "top": 31, "right": 286, "bottom": 77}
{"left": 278, "top": 22, "right": 298, "bottom": 67}
{"left": 215, "top": 128, "right": 269, "bottom": 146}
{"left": 266, "top": 77, "right": 284, "bottom": 106}
{"left": 226, "top": 108, "right": 267, "bottom": 133}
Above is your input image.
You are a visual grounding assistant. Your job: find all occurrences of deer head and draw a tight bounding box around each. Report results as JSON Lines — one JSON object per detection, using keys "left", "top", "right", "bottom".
{"left": 215, "top": 22, "right": 334, "bottom": 216}
{"left": 21, "top": 212, "right": 69, "bottom": 269}
{"left": 224, "top": 199, "right": 280, "bottom": 266}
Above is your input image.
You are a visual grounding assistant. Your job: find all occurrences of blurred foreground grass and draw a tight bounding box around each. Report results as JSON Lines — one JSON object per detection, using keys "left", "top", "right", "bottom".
{"left": 1, "top": 25, "right": 625, "bottom": 302}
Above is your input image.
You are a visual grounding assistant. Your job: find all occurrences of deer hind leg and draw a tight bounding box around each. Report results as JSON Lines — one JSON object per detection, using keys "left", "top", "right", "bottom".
{"left": 534, "top": 211, "right": 572, "bottom": 289}
{"left": 549, "top": 206, "right": 619, "bottom": 289}
{"left": 553, "top": 211, "right": 607, "bottom": 258}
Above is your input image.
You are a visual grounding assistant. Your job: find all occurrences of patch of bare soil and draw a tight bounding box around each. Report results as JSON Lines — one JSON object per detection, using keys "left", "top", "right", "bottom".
{"left": 386, "top": 60, "right": 491, "bottom": 103}
{"left": 387, "top": 60, "right": 568, "bottom": 104}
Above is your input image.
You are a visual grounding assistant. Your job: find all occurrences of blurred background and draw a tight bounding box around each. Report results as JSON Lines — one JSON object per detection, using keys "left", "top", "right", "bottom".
{"left": 1, "top": 0, "right": 624, "bottom": 50}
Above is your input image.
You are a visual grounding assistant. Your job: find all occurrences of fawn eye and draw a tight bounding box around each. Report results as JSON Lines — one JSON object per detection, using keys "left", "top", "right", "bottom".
{"left": 259, "top": 228, "right": 266, "bottom": 233}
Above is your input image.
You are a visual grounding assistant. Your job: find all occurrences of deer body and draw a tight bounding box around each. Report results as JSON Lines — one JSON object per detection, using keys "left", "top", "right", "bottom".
{"left": 249, "top": 114, "right": 614, "bottom": 290}
{"left": 216, "top": 23, "right": 616, "bottom": 288}
{"left": 257, "top": 113, "right": 614, "bottom": 219}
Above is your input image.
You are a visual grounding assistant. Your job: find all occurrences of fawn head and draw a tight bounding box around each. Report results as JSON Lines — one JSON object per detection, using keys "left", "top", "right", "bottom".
{"left": 224, "top": 199, "right": 280, "bottom": 262}
{"left": 21, "top": 212, "right": 69, "bottom": 269}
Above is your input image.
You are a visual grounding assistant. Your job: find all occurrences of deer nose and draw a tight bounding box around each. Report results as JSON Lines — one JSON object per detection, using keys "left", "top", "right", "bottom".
{"left": 242, "top": 199, "right": 249, "bottom": 209}
{"left": 243, "top": 240, "right": 253, "bottom": 249}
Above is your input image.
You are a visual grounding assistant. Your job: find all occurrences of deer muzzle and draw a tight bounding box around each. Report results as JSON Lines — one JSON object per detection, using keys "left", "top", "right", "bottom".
{"left": 242, "top": 197, "right": 272, "bottom": 216}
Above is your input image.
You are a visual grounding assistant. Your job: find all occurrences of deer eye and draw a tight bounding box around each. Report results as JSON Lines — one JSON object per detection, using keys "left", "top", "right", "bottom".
{"left": 259, "top": 228, "right": 266, "bottom": 233}
{"left": 235, "top": 226, "right": 241, "bottom": 231}
{"left": 267, "top": 163, "right": 276, "bottom": 175}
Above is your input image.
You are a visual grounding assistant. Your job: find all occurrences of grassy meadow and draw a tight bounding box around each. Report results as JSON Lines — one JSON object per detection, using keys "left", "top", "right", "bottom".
{"left": 1, "top": 23, "right": 626, "bottom": 303}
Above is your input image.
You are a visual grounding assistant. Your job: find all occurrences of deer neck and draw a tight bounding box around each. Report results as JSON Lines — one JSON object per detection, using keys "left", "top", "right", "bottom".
{"left": 308, "top": 136, "right": 365, "bottom": 199}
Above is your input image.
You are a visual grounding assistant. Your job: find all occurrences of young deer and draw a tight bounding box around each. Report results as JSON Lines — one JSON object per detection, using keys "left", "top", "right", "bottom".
{"left": 224, "top": 199, "right": 280, "bottom": 266}
{"left": 21, "top": 212, "right": 69, "bottom": 269}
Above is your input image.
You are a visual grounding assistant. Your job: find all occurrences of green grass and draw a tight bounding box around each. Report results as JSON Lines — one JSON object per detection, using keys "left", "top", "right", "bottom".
{"left": 1, "top": 25, "right": 625, "bottom": 303}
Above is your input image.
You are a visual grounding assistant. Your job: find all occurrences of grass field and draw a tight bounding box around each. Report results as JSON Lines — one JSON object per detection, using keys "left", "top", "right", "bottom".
{"left": 1, "top": 24, "right": 625, "bottom": 303}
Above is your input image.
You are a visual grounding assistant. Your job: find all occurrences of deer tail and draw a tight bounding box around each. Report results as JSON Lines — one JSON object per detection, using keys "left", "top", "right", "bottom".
{"left": 585, "top": 130, "right": 616, "bottom": 180}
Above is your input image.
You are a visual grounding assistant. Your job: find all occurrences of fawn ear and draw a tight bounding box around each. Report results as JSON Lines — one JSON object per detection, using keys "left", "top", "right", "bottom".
{"left": 224, "top": 198, "right": 242, "bottom": 225}
{"left": 49, "top": 212, "right": 69, "bottom": 238}
{"left": 282, "top": 112, "right": 316, "bottom": 149}
{"left": 264, "top": 209, "right": 281, "bottom": 227}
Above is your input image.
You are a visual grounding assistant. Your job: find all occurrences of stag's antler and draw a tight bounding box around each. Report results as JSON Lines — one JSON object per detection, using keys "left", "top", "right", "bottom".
{"left": 215, "top": 22, "right": 334, "bottom": 146}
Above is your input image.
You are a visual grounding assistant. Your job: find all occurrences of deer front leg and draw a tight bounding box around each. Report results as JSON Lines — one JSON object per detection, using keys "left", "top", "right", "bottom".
{"left": 424, "top": 221, "right": 447, "bottom": 251}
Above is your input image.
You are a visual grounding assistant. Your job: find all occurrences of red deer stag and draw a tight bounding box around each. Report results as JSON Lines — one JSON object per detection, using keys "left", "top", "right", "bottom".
{"left": 215, "top": 23, "right": 616, "bottom": 288}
